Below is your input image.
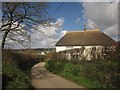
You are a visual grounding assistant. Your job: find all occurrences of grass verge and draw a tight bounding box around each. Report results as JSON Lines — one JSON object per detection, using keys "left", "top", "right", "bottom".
{"left": 2, "top": 50, "right": 41, "bottom": 89}
{"left": 3, "top": 64, "right": 32, "bottom": 89}
{"left": 45, "top": 60, "right": 120, "bottom": 89}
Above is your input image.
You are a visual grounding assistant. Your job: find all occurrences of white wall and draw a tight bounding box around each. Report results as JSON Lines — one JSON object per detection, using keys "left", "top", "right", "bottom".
{"left": 73, "top": 46, "right": 81, "bottom": 48}
{"left": 56, "top": 46, "right": 82, "bottom": 52}
{"left": 56, "top": 46, "right": 66, "bottom": 52}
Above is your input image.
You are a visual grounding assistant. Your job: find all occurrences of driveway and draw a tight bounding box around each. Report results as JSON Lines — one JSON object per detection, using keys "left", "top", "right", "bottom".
{"left": 31, "top": 62, "right": 87, "bottom": 89}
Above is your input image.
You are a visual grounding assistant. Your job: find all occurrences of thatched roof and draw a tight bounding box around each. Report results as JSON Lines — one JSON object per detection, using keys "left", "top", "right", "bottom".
{"left": 56, "top": 29, "right": 115, "bottom": 46}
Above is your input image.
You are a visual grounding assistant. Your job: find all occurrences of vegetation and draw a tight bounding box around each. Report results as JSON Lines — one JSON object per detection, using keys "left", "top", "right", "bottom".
{"left": 2, "top": 50, "right": 42, "bottom": 89}
{"left": 3, "top": 64, "right": 32, "bottom": 88}
{"left": 45, "top": 59, "right": 120, "bottom": 89}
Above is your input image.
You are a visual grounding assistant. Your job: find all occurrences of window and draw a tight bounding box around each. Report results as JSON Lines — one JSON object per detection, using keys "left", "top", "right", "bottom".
{"left": 92, "top": 46, "right": 96, "bottom": 50}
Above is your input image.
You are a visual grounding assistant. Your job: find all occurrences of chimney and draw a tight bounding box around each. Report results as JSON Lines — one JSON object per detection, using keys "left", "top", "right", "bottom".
{"left": 83, "top": 25, "right": 86, "bottom": 31}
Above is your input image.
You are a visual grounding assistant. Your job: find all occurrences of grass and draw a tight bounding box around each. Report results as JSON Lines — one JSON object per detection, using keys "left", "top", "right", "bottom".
{"left": 3, "top": 64, "right": 32, "bottom": 88}
{"left": 45, "top": 60, "right": 120, "bottom": 89}
{"left": 2, "top": 50, "right": 42, "bottom": 89}
{"left": 60, "top": 72, "right": 103, "bottom": 89}
{"left": 45, "top": 60, "right": 103, "bottom": 89}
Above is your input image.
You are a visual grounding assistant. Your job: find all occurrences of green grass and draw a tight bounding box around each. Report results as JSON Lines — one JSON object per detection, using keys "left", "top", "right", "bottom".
{"left": 60, "top": 72, "right": 103, "bottom": 89}
{"left": 45, "top": 60, "right": 120, "bottom": 89}
{"left": 57, "top": 67, "right": 103, "bottom": 89}
{"left": 45, "top": 60, "right": 103, "bottom": 89}
{"left": 2, "top": 50, "right": 41, "bottom": 89}
{"left": 3, "top": 64, "right": 32, "bottom": 88}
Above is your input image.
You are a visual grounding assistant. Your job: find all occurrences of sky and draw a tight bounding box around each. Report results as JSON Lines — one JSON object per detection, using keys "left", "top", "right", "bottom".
{"left": 3, "top": 2, "right": 119, "bottom": 49}
{"left": 48, "top": 2, "right": 85, "bottom": 30}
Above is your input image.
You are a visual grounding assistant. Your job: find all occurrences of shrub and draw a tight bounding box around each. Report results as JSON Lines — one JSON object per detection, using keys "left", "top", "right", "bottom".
{"left": 45, "top": 60, "right": 65, "bottom": 74}
{"left": 63, "top": 63, "right": 80, "bottom": 76}
{"left": 3, "top": 50, "right": 40, "bottom": 72}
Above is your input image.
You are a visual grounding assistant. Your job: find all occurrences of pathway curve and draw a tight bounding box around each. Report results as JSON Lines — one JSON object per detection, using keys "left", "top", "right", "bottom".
{"left": 31, "top": 62, "right": 87, "bottom": 89}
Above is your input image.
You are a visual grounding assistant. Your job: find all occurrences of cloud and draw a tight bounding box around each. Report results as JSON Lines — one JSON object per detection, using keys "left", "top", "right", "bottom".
{"left": 86, "top": 19, "right": 96, "bottom": 29}
{"left": 2, "top": 21, "right": 31, "bottom": 49}
{"left": 103, "top": 24, "right": 118, "bottom": 40}
{"left": 31, "top": 28, "right": 57, "bottom": 48}
{"left": 30, "top": 17, "right": 65, "bottom": 48}
{"left": 75, "top": 18, "right": 81, "bottom": 24}
{"left": 4, "top": 29, "right": 30, "bottom": 49}
{"left": 60, "top": 30, "right": 67, "bottom": 37}
{"left": 84, "top": 2, "right": 118, "bottom": 27}
{"left": 83, "top": 2, "right": 118, "bottom": 41}
{"left": 54, "top": 17, "right": 64, "bottom": 27}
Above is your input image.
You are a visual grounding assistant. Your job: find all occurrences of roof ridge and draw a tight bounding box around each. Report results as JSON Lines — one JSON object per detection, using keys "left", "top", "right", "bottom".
{"left": 67, "top": 29, "right": 100, "bottom": 33}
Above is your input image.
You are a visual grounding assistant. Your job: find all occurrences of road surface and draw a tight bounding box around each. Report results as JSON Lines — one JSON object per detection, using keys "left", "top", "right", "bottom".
{"left": 31, "top": 62, "right": 87, "bottom": 89}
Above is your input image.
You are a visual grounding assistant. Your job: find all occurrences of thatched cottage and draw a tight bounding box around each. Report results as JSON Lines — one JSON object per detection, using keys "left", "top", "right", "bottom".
{"left": 55, "top": 29, "right": 116, "bottom": 60}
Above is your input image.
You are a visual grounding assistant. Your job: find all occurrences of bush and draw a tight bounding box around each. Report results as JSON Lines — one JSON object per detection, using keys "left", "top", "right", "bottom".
{"left": 79, "top": 60, "right": 120, "bottom": 88}
{"left": 45, "top": 60, "right": 65, "bottom": 74}
{"left": 63, "top": 63, "right": 80, "bottom": 76}
{"left": 3, "top": 50, "right": 40, "bottom": 72}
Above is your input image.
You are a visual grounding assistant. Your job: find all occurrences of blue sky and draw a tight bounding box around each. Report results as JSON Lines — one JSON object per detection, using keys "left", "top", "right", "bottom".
{"left": 48, "top": 2, "right": 85, "bottom": 31}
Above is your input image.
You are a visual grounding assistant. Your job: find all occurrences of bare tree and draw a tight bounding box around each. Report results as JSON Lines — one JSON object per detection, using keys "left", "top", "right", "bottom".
{"left": 1, "top": 2, "right": 51, "bottom": 49}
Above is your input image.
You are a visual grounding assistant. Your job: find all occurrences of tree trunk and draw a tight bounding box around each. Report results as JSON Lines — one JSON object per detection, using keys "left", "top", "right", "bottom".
{"left": 2, "top": 30, "right": 10, "bottom": 49}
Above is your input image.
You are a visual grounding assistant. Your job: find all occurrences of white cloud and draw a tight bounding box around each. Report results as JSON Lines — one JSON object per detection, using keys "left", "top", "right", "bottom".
{"left": 31, "top": 28, "right": 58, "bottom": 48}
{"left": 3, "top": 21, "right": 31, "bottom": 49}
{"left": 30, "top": 17, "right": 66, "bottom": 48}
{"left": 75, "top": 18, "right": 81, "bottom": 24}
{"left": 54, "top": 17, "right": 64, "bottom": 27}
{"left": 103, "top": 24, "right": 118, "bottom": 40}
{"left": 83, "top": 2, "right": 118, "bottom": 41}
{"left": 60, "top": 30, "right": 67, "bottom": 37}
{"left": 86, "top": 19, "right": 96, "bottom": 29}
{"left": 84, "top": 2, "right": 118, "bottom": 27}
